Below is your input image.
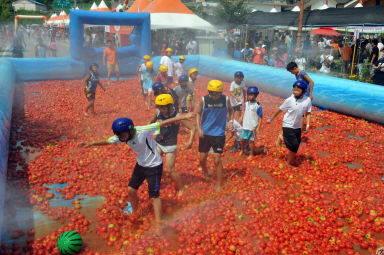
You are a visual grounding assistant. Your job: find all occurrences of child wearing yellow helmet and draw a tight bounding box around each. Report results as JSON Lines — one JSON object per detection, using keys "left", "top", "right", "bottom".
{"left": 141, "top": 61, "right": 155, "bottom": 110}
{"left": 196, "top": 80, "right": 233, "bottom": 191}
{"left": 186, "top": 68, "right": 199, "bottom": 112}
{"left": 175, "top": 56, "right": 187, "bottom": 81}
{"left": 137, "top": 54, "right": 152, "bottom": 96}
{"left": 149, "top": 94, "right": 196, "bottom": 196}
{"left": 155, "top": 65, "right": 170, "bottom": 87}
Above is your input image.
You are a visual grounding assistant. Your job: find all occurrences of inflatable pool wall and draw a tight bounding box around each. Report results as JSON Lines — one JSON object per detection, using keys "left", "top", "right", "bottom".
{"left": 1, "top": 11, "right": 384, "bottom": 240}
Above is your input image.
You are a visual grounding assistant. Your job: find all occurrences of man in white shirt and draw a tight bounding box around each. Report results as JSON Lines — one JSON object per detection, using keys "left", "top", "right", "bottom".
{"left": 319, "top": 48, "right": 334, "bottom": 74}
{"left": 160, "top": 48, "right": 175, "bottom": 84}
{"left": 267, "top": 81, "right": 312, "bottom": 166}
{"left": 186, "top": 39, "right": 197, "bottom": 55}
{"left": 81, "top": 114, "right": 194, "bottom": 224}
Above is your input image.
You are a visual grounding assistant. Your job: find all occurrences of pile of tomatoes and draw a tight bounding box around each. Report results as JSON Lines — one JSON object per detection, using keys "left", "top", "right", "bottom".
{"left": 3, "top": 76, "right": 384, "bottom": 255}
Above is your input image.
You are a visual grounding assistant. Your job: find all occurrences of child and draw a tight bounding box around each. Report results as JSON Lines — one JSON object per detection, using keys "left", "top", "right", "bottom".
{"left": 83, "top": 63, "right": 106, "bottom": 116}
{"left": 230, "top": 71, "right": 246, "bottom": 121}
{"left": 240, "top": 86, "right": 263, "bottom": 157}
{"left": 35, "top": 38, "right": 47, "bottom": 58}
{"left": 187, "top": 68, "right": 198, "bottom": 112}
{"left": 175, "top": 56, "right": 188, "bottom": 80}
{"left": 141, "top": 61, "right": 155, "bottom": 110}
{"left": 152, "top": 82, "right": 180, "bottom": 111}
{"left": 149, "top": 94, "right": 195, "bottom": 196}
{"left": 49, "top": 37, "right": 56, "bottom": 57}
{"left": 226, "top": 119, "right": 242, "bottom": 153}
{"left": 267, "top": 81, "right": 312, "bottom": 166}
{"left": 155, "top": 65, "right": 170, "bottom": 87}
{"left": 103, "top": 40, "right": 120, "bottom": 85}
{"left": 81, "top": 114, "right": 194, "bottom": 224}
{"left": 286, "top": 61, "right": 314, "bottom": 130}
{"left": 137, "top": 55, "right": 151, "bottom": 96}
{"left": 196, "top": 80, "right": 233, "bottom": 190}
{"left": 173, "top": 75, "right": 193, "bottom": 113}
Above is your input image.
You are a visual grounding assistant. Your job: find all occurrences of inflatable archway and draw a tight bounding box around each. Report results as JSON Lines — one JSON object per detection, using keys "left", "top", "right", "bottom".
{"left": 14, "top": 15, "right": 47, "bottom": 30}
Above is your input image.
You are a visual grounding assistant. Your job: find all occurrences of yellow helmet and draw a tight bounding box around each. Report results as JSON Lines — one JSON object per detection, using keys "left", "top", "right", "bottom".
{"left": 159, "top": 65, "right": 168, "bottom": 72}
{"left": 143, "top": 55, "right": 151, "bottom": 60}
{"left": 207, "top": 80, "right": 223, "bottom": 92}
{"left": 166, "top": 48, "right": 173, "bottom": 52}
{"left": 179, "top": 55, "right": 186, "bottom": 60}
{"left": 145, "top": 61, "right": 153, "bottom": 69}
{"left": 188, "top": 68, "right": 198, "bottom": 75}
{"left": 155, "top": 94, "right": 174, "bottom": 106}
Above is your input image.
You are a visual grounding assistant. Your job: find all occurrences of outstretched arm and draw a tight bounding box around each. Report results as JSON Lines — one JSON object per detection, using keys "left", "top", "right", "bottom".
{"left": 180, "top": 119, "right": 196, "bottom": 150}
{"left": 195, "top": 99, "right": 204, "bottom": 138}
{"left": 268, "top": 108, "right": 282, "bottom": 123}
{"left": 159, "top": 112, "right": 195, "bottom": 128}
{"left": 80, "top": 140, "right": 110, "bottom": 148}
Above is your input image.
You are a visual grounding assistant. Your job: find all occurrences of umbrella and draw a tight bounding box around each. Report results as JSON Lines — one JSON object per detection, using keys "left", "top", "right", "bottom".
{"left": 310, "top": 27, "right": 340, "bottom": 36}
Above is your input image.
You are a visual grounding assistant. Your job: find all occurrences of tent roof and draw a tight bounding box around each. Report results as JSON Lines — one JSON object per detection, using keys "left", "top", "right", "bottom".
{"left": 97, "top": 0, "right": 110, "bottom": 11}
{"left": 90, "top": 2, "right": 98, "bottom": 10}
{"left": 150, "top": 13, "right": 216, "bottom": 31}
{"left": 126, "top": 0, "right": 151, "bottom": 12}
{"left": 143, "top": 0, "right": 194, "bottom": 14}
{"left": 246, "top": 6, "right": 384, "bottom": 27}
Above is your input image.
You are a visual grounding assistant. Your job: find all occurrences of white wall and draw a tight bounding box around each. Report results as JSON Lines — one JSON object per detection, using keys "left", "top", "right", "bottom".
{"left": 12, "top": 0, "right": 47, "bottom": 11}
{"left": 249, "top": 4, "right": 282, "bottom": 12}
{"left": 310, "top": 0, "right": 336, "bottom": 10}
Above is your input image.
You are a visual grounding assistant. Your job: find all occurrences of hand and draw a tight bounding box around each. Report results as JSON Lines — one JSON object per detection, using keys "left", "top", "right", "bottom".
{"left": 267, "top": 118, "right": 272, "bottom": 124}
{"left": 183, "top": 112, "right": 195, "bottom": 119}
{"left": 198, "top": 128, "right": 204, "bottom": 138}
{"left": 229, "top": 122, "right": 234, "bottom": 131}
{"left": 181, "top": 142, "right": 192, "bottom": 151}
{"left": 309, "top": 95, "right": 314, "bottom": 101}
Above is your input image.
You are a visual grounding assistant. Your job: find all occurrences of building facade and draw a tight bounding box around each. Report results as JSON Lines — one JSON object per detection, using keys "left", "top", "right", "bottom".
{"left": 12, "top": 0, "right": 48, "bottom": 11}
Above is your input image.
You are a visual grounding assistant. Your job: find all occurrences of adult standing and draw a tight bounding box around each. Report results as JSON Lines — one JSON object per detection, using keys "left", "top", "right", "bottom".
{"left": 103, "top": 40, "right": 120, "bottom": 85}
{"left": 226, "top": 29, "right": 236, "bottom": 59}
{"left": 338, "top": 42, "right": 352, "bottom": 74}
{"left": 370, "top": 39, "right": 379, "bottom": 68}
{"left": 186, "top": 38, "right": 198, "bottom": 55}
{"left": 160, "top": 48, "right": 175, "bottom": 84}
{"left": 373, "top": 53, "right": 384, "bottom": 85}
{"left": 253, "top": 41, "right": 265, "bottom": 65}
{"left": 319, "top": 47, "right": 334, "bottom": 74}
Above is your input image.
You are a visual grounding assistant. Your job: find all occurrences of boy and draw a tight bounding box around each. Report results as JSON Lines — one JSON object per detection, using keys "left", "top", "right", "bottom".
{"left": 230, "top": 71, "right": 246, "bottom": 121}
{"left": 196, "top": 80, "right": 233, "bottom": 190}
{"left": 160, "top": 48, "right": 175, "bottom": 84}
{"left": 286, "top": 61, "right": 314, "bottom": 130}
{"left": 81, "top": 114, "right": 194, "bottom": 224}
{"left": 175, "top": 56, "right": 188, "bottom": 81}
{"left": 187, "top": 68, "right": 198, "bottom": 112}
{"left": 103, "top": 40, "right": 120, "bottom": 85}
{"left": 240, "top": 86, "right": 263, "bottom": 158}
{"left": 152, "top": 82, "right": 180, "bottom": 111}
{"left": 149, "top": 94, "right": 195, "bottom": 196}
{"left": 141, "top": 61, "right": 155, "bottom": 110}
{"left": 173, "top": 75, "right": 193, "bottom": 113}
{"left": 267, "top": 81, "right": 312, "bottom": 166}
{"left": 83, "top": 63, "right": 106, "bottom": 116}
{"left": 137, "top": 55, "right": 151, "bottom": 96}
{"left": 155, "top": 65, "right": 170, "bottom": 87}
{"left": 226, "top": 119, "right": 242, "bottom": 153}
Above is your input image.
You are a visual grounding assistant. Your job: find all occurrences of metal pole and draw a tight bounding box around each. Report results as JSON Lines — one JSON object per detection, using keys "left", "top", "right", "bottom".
{"left": 244, "top": 24, "right": 248, "bottom": 61}
{"left": 296, "top": 0, "right": 305, "bottom": 50}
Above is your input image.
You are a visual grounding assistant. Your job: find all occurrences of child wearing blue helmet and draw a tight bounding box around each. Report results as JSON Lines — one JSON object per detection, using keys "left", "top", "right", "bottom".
{"left": 240, "top": 86, "right": 263, "bottom": 157}
{"left": 230, "top": 71, "right": 247, "bottom": 121}
{"left": 80, "top": 113, "right": 194, "bottom": 224}
{"left": 267, "top": 81, "right": 312, "bottom": 166}
{"left": 173, "top": 74, "right": 193, "bottom": 113}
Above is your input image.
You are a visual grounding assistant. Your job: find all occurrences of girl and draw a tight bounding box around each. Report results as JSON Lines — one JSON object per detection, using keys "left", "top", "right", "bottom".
{"left": 83, "top": 63, "right": 105, "bottom": 116}
{"left": 155, "top": 65, "right": 170, "bottom": 87}
{"left": 141, "top": 61, "right": 155, "bottom": 110}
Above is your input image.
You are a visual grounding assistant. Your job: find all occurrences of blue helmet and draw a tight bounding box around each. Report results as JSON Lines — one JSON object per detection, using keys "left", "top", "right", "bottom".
{"left": 234, "top": 71, "right": 244, "bottom": 78}
{"left": 293, "top": 80, "right": 307, "bottom": 91}
{"left": 247, "top": 86, "right": 259, "bottom": 95}
{"left": 178, "top": 74, "right": 189, "bottom": 83}
{"left": 152, "top": 82, "right": 164, "bottom": 92}
{"left": 112, "top": 118, "right": 134, "bottom": 134}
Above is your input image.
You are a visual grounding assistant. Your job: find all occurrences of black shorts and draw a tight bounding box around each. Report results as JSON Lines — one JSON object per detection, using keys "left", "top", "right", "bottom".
{"left": 128, "top": 163, "right": 163, "bottom": 198}
{"left": 283, "top": 127, "right": 302, "bottom": 153}
{"left": 181, "top": 106, "right": 188, "bottom": 113}
{"left": 84, "top": 89, "right": 95, "bottom": 101}
{"left": 232, "top": 104, "right": 242, "bottom": 112}
{"left": 198, "top": 135, "right": 225, "bottom": 154}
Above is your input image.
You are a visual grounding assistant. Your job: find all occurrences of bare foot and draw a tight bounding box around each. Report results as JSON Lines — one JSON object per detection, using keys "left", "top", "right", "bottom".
{"left": 248, "top": 154, "right": 254, "bottom": 159}
{"left": 239, "top": 151, "right": 243, "bottom": 156}
{"left": 84, "top": 112, "right": 89, "bottom": 117}
{"left": 176, "top": 189, "right": 184, "bottom": 197}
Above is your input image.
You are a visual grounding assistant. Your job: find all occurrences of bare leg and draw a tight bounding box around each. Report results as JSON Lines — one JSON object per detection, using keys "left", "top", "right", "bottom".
{"left": 147, "top": 92, "right": 151, "bottom": 110}
{"left": 249, "top": 139, "right": 255, "bottom": 157}
{"left": 240, "top": 139, "right": 245, "bottom": 156}
{"left": 165, "top": 152, "right": 183, "bottom": 192}
{"left": 116, "top": 71, "right": 120, "bottom": 82}
{"left": 213, "top": 153, "right": 223, "bottom": 189}
{"left": 287, "top": 151, "right": 296, "bottom": 166}
{"left": 152, "top": 197, "right": 162, "bottom": 223}
{"left": 127, "top": 187, "right": 139, "bottom": 212}
{"left": 84, "top": 100, "right": 94, "bottom": 115}
{"left": 276, "top": 133, "right": 284, "bottom": 147}
{"left": 199, "top": 152, "right": 209, "bottom": 177}
{"left": 107, "top": 69, "right": 111, "bottom": 85}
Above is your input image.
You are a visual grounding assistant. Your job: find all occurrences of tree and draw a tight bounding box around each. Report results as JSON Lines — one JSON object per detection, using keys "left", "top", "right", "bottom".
{"left": 0, "top": 0, "right": 13, "bottom": 22}
{"left": 214, "top": 0, "right": 249, "bottom": 28}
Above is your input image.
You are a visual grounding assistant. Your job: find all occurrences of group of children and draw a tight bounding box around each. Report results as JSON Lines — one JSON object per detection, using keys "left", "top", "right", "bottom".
{"left": 81, "top": 51, "right": 315, "bottom": 225}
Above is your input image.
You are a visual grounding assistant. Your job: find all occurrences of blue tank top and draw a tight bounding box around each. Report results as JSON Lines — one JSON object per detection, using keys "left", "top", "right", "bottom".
{"left": 201, "top": 95, "right": 228, "bottom": 136}
{"left": 86, "top": 72, "right": 99, "bottom": 93}
{"left": 296, "top": 71, "right": 310, "bottom": 96}
{"left": 155, "top": 108, "right": 180, "bottom": 146}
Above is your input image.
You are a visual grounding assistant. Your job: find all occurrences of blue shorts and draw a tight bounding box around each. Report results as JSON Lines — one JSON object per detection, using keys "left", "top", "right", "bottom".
{"left": 241, "top": 129, "right": 255, "bottom": 141}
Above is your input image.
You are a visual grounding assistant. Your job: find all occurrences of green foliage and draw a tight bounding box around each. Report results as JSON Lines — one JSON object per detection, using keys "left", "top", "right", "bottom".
{"left": 213, "top": 0, "right": 249, "bottom": 28}
{"left": 0, "top": 0, "right": 13, "bottom": 22}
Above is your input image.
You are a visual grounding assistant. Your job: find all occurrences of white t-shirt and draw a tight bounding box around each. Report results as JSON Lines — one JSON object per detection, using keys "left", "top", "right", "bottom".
{"left": 280, "top": 95, "right": 312, "bottom": 129}
{"left": 227, "top": 120, "right": 242, "bottom": 141}
{"left": 242, "top": 101, "right": 263, "bottom": 131}
{"left": 160, "top": 56, "right": 175, "bottom": 77}
{"left": 229, "top": 81, "right": 246, "bottom": 107}
{"left": 174, "top": 62, "right": 187, "bottom": 78}
{"left": 295, "top": 57, "right": 306, "bottom": 70}
{"left": 138, "top": 63, "right": 145, "bottom": 80}
{"left": 319, "top": 55, "right": 334, "bottom": 73}
{"left": 108, "top": 122, "right": 162, "bottom": 168}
